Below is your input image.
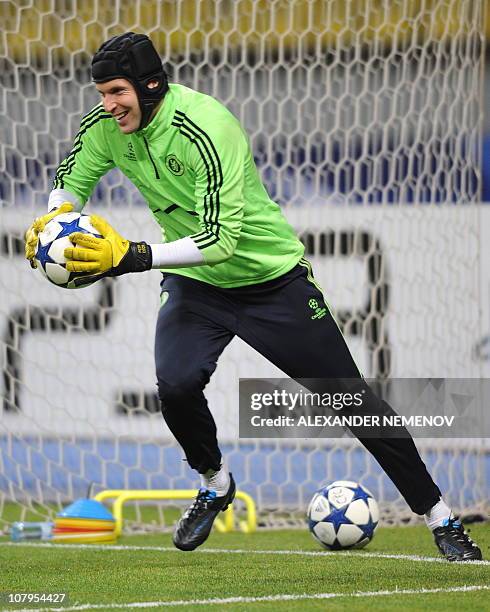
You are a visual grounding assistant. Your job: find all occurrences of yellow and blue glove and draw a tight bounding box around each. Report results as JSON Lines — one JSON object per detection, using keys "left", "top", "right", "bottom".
{"left": 25, "top": 202, "right": 74, "bottom": 268}
{"left": 64, "top": 214, "right": 152, "bottom": 287}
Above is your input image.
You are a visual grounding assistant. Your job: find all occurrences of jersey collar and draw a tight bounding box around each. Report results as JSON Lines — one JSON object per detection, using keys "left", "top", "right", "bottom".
{"left": 138, "top": 85, "right": 177, "bottom": 140}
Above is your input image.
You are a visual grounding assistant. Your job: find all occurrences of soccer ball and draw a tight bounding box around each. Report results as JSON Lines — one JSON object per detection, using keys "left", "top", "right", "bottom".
{"left": 35, "top": 212, "right": 102, "bottom": 289}
{"left": 307, "top": 480, "right": 379, "bottom": 550}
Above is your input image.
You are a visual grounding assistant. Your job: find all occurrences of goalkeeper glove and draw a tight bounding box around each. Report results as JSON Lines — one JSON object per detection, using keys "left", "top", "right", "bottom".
{"left": 64, "top": 214, "right": 152, "bottom": 287}
{"left": 25, "top": 202, "right": 74, "bottom": 269}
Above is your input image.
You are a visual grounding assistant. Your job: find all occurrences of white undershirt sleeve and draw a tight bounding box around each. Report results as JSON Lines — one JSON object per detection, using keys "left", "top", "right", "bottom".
{"left": 150, "top": 237, "right": 205, "bottom": 268}
{"left": 48, "top": 189, "right": 83, "bottom": 212}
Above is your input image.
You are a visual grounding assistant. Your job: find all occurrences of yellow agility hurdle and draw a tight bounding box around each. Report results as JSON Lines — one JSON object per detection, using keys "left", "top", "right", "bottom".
{"left": 94, "top": 489, "right": 257, "bottom": 537}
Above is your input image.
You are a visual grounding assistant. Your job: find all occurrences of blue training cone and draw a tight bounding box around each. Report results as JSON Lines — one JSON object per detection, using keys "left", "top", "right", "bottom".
{"left": 57, "top": 499, "right": 115, "bottom": 521}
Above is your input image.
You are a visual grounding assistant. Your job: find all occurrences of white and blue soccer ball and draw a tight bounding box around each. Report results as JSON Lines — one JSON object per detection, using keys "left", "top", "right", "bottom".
{"left": 307, "top": 480, "right": 379, "bottom": 550}
{"left": 35, "top": 212, "right": 101, "bottom": 289}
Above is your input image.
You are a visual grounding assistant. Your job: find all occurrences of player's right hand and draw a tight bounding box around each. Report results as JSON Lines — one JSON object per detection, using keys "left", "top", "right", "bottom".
{"left": 25, "top": 202, "right": 74, "bottom": 269}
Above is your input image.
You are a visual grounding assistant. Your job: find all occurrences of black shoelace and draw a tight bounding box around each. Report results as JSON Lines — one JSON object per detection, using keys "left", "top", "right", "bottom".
{"left": 185, "top": 489, "right": 217, "bottom": 520}
{"left": 443, "top": 519, "right": 475, "bottom": 548}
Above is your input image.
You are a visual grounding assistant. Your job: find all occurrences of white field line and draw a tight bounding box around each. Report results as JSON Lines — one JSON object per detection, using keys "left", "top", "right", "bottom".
{"left": 1, "top": 541, "right": 489, "bottom": 566}
{"left": 7, "top": 585, "right": 490, "bottom": 612}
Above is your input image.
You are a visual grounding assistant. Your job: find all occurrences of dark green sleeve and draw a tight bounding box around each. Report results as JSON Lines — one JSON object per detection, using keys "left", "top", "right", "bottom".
{"left": 53, "top": 105, "right": 115, "bottom": 205}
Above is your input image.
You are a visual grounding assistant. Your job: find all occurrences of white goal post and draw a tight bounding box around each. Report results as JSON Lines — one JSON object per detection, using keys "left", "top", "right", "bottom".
{"left": 1, "top": 0, "right": 488, "bottom": 531}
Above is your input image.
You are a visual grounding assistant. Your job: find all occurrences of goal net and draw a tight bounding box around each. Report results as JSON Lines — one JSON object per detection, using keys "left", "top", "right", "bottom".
{"left": 1, "top": 0, "right": 488, "bottom": 532}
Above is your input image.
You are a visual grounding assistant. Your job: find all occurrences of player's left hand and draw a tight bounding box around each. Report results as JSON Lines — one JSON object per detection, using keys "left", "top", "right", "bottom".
{"left": 64, "top": 214, "right": 152, "bottom": 279}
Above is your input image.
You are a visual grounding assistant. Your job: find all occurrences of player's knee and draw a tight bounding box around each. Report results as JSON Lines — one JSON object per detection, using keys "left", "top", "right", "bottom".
{"left": 156, "top": 371, "right": 206, "bottom": 408}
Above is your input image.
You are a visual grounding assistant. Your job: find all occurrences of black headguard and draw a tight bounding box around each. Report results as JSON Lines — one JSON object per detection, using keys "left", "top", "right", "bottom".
{"left": 91, "top": 32, "right": 168, "bottom": 130}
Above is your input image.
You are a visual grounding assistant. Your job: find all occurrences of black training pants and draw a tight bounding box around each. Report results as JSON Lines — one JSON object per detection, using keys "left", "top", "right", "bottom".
{"left": 155, "top": 262, "right": 441, "bottom": 515}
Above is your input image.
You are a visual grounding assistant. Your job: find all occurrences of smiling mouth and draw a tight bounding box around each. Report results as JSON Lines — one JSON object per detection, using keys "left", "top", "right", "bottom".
{"left": 115, "top": 111, "right": 129, "bottom": 122}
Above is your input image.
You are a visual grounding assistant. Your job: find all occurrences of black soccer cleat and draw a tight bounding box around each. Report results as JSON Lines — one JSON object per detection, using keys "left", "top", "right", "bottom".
{"left": 433, "top": 517, "right": 482, "bottom": 562}
{"left": 173, "top": 473, "right": 236, "bottom": 551}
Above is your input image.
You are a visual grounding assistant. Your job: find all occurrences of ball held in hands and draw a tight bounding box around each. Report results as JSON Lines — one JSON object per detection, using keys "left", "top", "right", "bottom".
{"left": 25, "top": 202, "right": 74, "bottom": 268}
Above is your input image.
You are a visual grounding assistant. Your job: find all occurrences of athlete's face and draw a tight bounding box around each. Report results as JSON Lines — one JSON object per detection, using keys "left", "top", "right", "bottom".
{"left": 96, "top": 78, "right": 141, "bottom": 134}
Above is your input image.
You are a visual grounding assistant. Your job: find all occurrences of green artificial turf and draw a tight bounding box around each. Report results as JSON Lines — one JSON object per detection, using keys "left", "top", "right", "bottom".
{"left": 0, "top": 523, "right": 488, "bottom": 611}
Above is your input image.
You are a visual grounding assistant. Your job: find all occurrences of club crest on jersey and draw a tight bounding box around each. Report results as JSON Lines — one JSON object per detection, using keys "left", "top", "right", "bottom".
{"left": 165, "top": 154, "right": 184, "bottom": 175}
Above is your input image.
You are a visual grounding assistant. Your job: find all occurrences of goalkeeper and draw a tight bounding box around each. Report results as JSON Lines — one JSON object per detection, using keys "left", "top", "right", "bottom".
{"left": 25, "top": 33, "right": 481, "bottom": 561}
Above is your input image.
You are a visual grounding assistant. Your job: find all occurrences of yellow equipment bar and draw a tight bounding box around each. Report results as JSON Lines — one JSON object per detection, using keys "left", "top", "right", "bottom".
{"left": 94, "top": 489, "right": 257, "bottom": 537}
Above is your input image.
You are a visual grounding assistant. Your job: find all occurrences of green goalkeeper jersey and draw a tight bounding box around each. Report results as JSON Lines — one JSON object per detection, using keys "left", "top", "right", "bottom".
{"left": 53, "top": 83, "right": 304, "bottom": 287}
